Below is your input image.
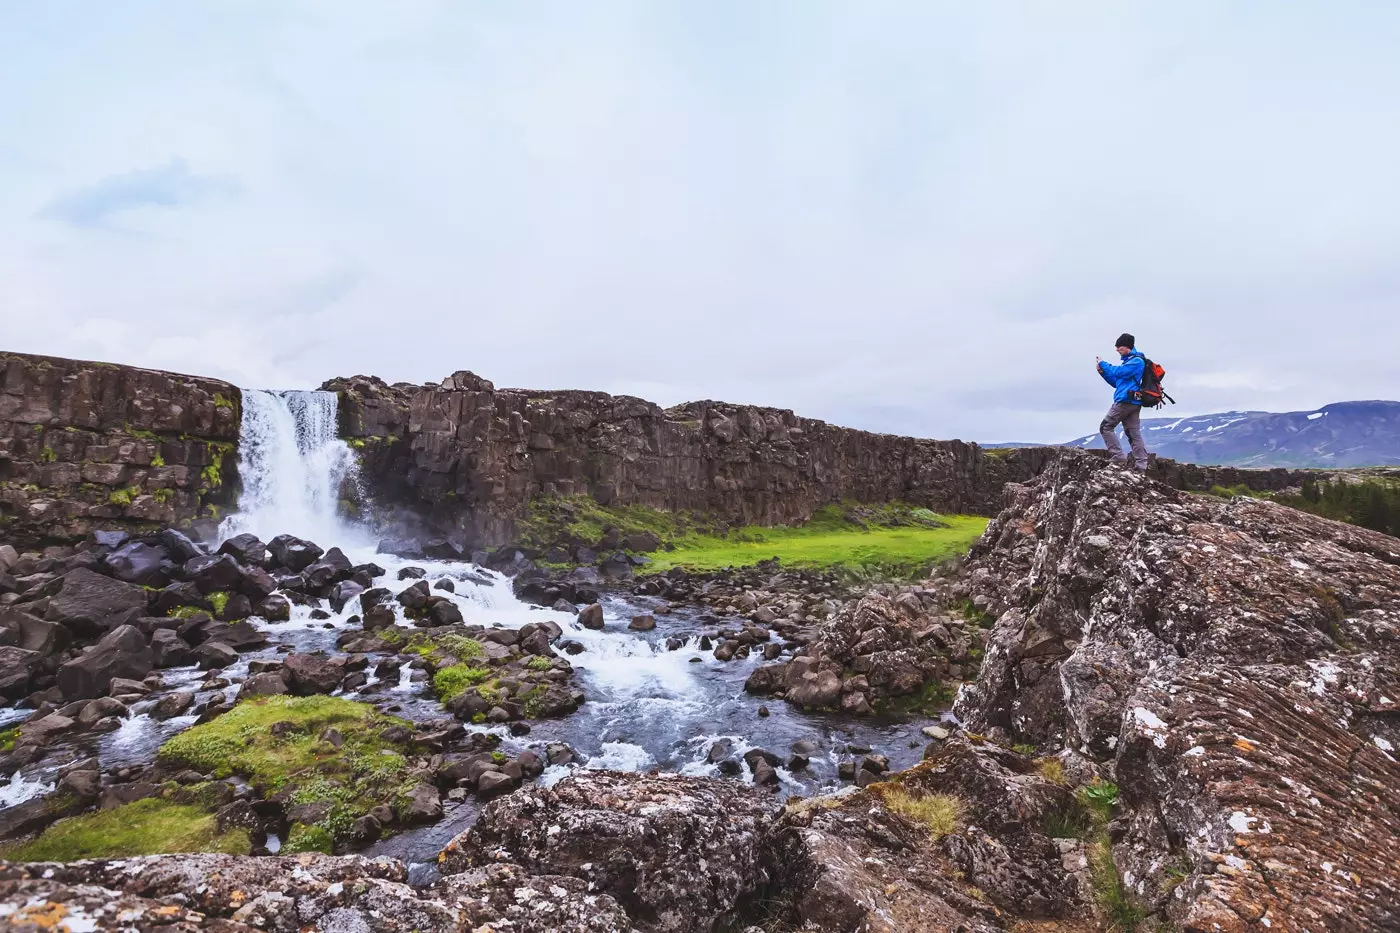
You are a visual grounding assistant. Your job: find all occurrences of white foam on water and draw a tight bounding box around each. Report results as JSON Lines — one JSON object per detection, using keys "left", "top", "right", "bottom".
{"left": 585, "top": 741, "right": 655, "bottom": 772}
{"left": 0, "top": 772, "right": 54, "bottom": 808}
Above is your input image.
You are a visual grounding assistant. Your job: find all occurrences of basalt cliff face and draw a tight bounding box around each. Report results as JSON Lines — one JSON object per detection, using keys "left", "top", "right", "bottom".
{"left": 0, "top": 353, "right": 240, "bottom": 548}
{"left": 326, "top": 369, "right": 1314, "bottom": 550}
{"left": 958, "top": 452, "right": 1399, "bottom": 931}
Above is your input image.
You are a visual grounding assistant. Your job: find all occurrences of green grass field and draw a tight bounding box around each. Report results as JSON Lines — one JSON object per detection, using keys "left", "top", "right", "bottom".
{"left": 643, "top": 513, "right": 989, "bottom": 575}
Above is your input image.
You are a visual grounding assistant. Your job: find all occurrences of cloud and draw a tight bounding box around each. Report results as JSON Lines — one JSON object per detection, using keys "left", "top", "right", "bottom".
{"left": 38, "top": 158, "right": 239, "bottom": 230}
{"left": 1, "top": 2, "right": 1398, "bottom": 445}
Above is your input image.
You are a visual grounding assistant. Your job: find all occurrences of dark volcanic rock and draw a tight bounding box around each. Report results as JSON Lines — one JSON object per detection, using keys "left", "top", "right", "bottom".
{"left": 101, "top": 541, "right": 171, "bottom": 587}
{"left": 267, "top": 534, "right": 323, "bottom": 572}
{"left": 218, "top": 532, "right": 267, "bottom": 566}
{"left": 56, "top": 624, "right": 153, "bottom": 699}
{"left": 44, "top": 567, "right": 148, "bottom": 637}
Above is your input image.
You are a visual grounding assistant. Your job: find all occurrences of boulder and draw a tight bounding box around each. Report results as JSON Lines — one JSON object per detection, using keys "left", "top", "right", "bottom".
{"left": 182, "top": 553, "right": 242, "bottom": 594}
{"left": 628, "top": 614, "right": 656, "bottom": 631}
{"left": 102, "top": 541, "right": 172, "bottom": 587}
{"left": 328, "top": 580, "right": 364, "bottom": 614}
{"left": 267, "top": 534, "right": 324, "bottom": 572}
{"left": 150, "top": 690, "right": 195, "bottom": 719}
{"left": 237, "top": 564, "right": 278, "bottom": 600}
{"left": 578, "top": 603, "right": 605, "bottom": 630}
{"left": 282, "top": 652, "right": 347, "bottom": 695}
{"left": 397, "top": 580, "right": 431, "bottom": 611}
{"left": 0, "top": 645, "right": 39, "bottom": 699}
{"left": 238, "top": 671, "right": 289, "bottom": 698}
{"left": 152, "top": 581, "right": 211, "bottom": 616}
{"left": 45, "top": 567, "right": 149, "bottom": 637}
{"left": 0, "top": 606, "right": 69, "bottom": 657}
{"left": 149, "top": 628, "right": 193, "bottom": 667}
{"left": 255, "top": 593, "right": 292, "bottom": 621}
{"left": 194, "top": 640, "right": 238, "bottom": 670}
{"left": 218, "top": 533, "right": 267, "bottom": 566}
{"left": 154, "top": 528, "right": 203, "bottom": 563}
{"left": 56, "top": 624, "right": 154, "bottom": 699}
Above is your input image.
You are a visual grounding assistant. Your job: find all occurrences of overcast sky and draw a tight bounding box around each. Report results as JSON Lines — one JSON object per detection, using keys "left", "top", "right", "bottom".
{"left": 2, "top": 2, "right": 1397, "bottom": 443}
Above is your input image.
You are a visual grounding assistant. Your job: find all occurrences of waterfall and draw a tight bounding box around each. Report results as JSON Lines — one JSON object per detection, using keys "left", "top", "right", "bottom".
{"left": 219, "top": 390, "right": 361, "bottom": 545}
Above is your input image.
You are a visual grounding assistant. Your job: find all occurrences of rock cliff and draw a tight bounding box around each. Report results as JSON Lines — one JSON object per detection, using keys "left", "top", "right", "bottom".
{"left": 956, "top": 451, "right": 1399, "bottom": 931}
{"left": 0, "top": 352, "right": 240, "bottom": 547}
{"left": 327, "top": 370, "right": 1314, "bottom": 550}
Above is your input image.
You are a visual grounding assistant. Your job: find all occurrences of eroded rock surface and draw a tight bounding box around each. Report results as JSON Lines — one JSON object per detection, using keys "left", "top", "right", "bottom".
{"left": 955, "top": 451, "right": 1400, "bottom": 932}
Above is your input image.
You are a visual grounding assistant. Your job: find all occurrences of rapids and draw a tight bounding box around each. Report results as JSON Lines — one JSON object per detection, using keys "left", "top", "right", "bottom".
{"left": 2, "top": 388, "right": 941, "bottom": 870}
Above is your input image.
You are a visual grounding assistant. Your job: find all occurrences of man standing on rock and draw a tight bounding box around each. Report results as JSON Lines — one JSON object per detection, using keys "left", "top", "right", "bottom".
{"left": 1095, "top": 333, "right": 1149, "bottom": 471}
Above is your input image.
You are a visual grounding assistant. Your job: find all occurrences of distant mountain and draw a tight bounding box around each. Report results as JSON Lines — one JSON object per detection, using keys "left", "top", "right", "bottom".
{"left": 1057, "top": 400, "right": 1400, "bottom": 468}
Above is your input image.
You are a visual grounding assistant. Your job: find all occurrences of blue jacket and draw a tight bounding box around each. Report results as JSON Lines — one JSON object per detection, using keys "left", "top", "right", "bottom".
{"left": 1099, "top": 350, "right": 1146, "bottom": 405}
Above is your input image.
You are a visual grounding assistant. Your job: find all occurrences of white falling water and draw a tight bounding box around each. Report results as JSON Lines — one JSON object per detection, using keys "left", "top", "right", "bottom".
{"left": 219, "top": 390, "right": 361, "bottom": 546}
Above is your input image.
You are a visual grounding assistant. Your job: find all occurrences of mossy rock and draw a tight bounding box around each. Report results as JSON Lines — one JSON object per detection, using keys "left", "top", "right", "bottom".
{"left": 1, "top": 798, "right": 251, "bottom": 862}
{"left": 157, "top": 696, "right": 420, "bottom": 848}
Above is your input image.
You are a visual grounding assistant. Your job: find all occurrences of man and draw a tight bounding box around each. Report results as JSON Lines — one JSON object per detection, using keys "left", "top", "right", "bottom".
{"left": 1096, "top": 333, "right": 1149, "bottom": 471}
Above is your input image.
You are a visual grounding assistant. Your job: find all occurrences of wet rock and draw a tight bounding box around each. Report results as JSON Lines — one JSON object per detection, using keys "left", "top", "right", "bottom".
{"left": 629, "top": 613, "right": 656, "bottom": 631}
{"left": 397, "top": 579, "right": 430, "bottom": 611}
{"left": 328, "top": 579, "right": 364, "bottom": 613}
{"left": 255, "top": 593, "right": 291, "bottom": 621}
{"left": 398, "top": 566, "right": 427, "bottom": 580}
{"left": 56, "top": 624, "right": 153, "bottom": 699}
{"left": 152, "top": 580, "right": 210, "bottom": 615}
{"left": 184, "top": 553, "right": 243, "bottom": 594}
{"left": 150, "top": 690, "right": 195, "bottom": 719}
{"left": 268, "top": 534, "right": 324, "bottom": 572}
{"left": 236, "top": 564, "right": 278, "bottom": 601}
{"left": 195, "top": 640, "right": 238, "bottom": 670}
{"left": 218, "top": 532, "right": 267, "bottom": 566}
{"left": 578, "top": 603, "right": 605, "bottom": 629}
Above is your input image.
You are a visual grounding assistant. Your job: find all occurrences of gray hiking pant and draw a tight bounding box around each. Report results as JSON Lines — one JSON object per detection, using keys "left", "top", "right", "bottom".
{"left": 1100, "top": 402, "right": 1148, "bottom": 470}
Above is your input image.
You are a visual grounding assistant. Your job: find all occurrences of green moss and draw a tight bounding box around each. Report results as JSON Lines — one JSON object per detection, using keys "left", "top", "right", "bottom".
{"left": 107, "top": 486, "right": 137, "bottom": 507}
{"left": 151, "top": 453, "right": 166, "bottom": 467}
{"left": 213, "top": 393, "right": 236, "bottom": 410}
{"left": 167, "top": 606, "right": 207, "bottom": 620}
{"left": 206, "top": 591, "right": 230, "bottom": 616}
{"left": 1, "top": 798, "right": 250, "bottom": 861}
{"left": 432, "top": 664, "right": 492, "bottom": 701}
{"left": 0, "top": 727, "right": 17, "bottom": 752}
{"left": 124, "top": 424, "right": 159, "bottom": 441}
{"left": 348, "top": 438, "right": 366, "bottom": 449}
{"left": 283, "top": 822, "right": 334, "bottom": 854}
{"left": 38, "top": 446, "right": 56, "bottom": 464}
{"left": 152, "top": 487, "right": 175, "bottom": 505}
{"left": 526, "top": 656, "right": 552, "bottom": 672}
{"left": 157, "top": 696, "right": 416, "bottom": 848}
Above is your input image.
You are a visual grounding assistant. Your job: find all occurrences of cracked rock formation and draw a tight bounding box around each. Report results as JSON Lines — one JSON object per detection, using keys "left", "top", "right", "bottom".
{"left": 955, "top": 451, "right": 1400, "bottom": 932}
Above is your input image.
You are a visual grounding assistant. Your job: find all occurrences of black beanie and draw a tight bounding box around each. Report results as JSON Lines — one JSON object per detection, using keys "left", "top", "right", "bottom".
{"left": 1115, "top": 333, "right": 1135, "bottom": 349}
